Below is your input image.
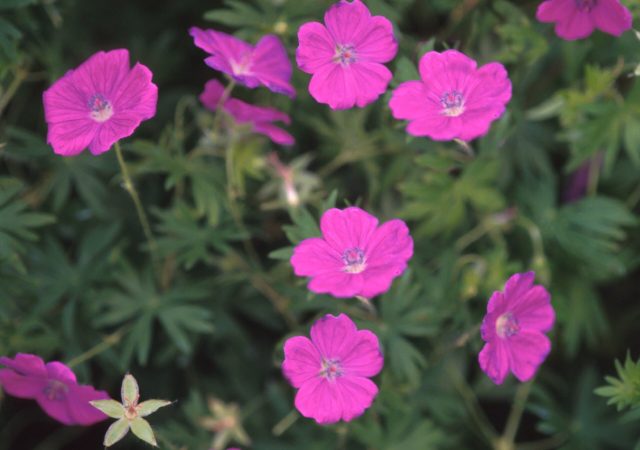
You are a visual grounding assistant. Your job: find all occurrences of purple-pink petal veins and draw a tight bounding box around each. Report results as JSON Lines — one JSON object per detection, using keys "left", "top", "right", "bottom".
{"left": 190, "top": 27, "right": 295, "bottom": 98}
{"left": 389, "top": 50, "right": 511, "bottom": 142}
{"left": 0, "top": 353, "right": 110, "bottom": 426}
{"left": 291, "top": 207, "right": 413, "bottom": 299}
{"left": 296, "top": 0, "right": 397, "bottom": 110}
{"left": 478, "top": 272, "right": 556, "bottom": 385}
{"left": 536, "top": 0, "right": 632, "bottom": 40}
{"left": 282, "top": 314, "right": 383, "bottom": 424}
{"left": 43, "top": 49, "right": 158, "bottom": 156}
{"left": 199, "top": 79, "right": 294, "bottom": 146}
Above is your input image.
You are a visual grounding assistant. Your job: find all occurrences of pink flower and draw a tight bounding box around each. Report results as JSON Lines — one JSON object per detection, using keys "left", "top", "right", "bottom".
{"left": 43, "top": 49, "right": 158, "bottom": 156}
{"left": 296, "top": 0, "right": 398, "bottom": 109}
{"left": 536, "top": 0, "right": 632, "bottom": 40}
{"left": 282, "top": 314, "right": 383, "bottom": 424}
{"left": 0, "top": 353, "right": 110, "bottom": 425}
{"left": 290, "top": 207, "right": 413, "bottom": 299}
{"left": 478, "top": 272, "right": 556, "bottom": 385}
{"left": 389, "top": 50, "right": 512, "bottom": 142}
{"left": 190, "top": 27, "right": 295, "bottom": 98}
{"left": 200, "top": 79, "right": 294, "bottom": 146}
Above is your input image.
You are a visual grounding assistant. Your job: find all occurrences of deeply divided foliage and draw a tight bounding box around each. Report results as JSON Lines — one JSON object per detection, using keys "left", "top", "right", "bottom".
{"left": 1, "top": 0, "right": 640, "bottom": 449}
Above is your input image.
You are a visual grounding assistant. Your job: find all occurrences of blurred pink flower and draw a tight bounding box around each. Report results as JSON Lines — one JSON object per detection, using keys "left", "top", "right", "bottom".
{"left": 290, "top": 207, "right": 413, "bottom": 298}
{"left": 282, "top": 314, "right": 383, "bottom": 424}
{"left": 296, "top": 0, "right": 397, "bottom": 109}
{"left": 190, "top": 27, "right": 295, "bottom": 98}
{"left": 389, "top": 50, "right": 511, "bottom": 142}
{"left": 43, "top": 49, "right": 158, "bottom": 156}
{"left": 200, "top": 79, "right": 294, "bottom": 146}
{"left": 0, "top": 353, "right": 109, "bottom": 425}
{"left": 536, "top": 0, "right": 632, "bottom": 40}
{"left": 479, "top": 272, "right": 556, "bottom": 385}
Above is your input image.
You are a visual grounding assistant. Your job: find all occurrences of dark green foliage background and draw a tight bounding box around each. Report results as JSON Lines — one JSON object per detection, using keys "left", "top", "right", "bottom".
{"left": 1, "top": 0, "right": 640, "bottom": 449}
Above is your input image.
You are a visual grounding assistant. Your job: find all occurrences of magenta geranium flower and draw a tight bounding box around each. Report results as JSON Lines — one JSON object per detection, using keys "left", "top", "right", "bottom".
{"left": 43, "top": 49, "right": 158, "bottom": 156}
{"left": 190, "top": 27, "right": 295, "bottom": 98}
{"left": 290, "top": 207, "right": 413, "bottom": 298}
{"left": 200, "top": 79, "right": 294, "bottom": 146}
{"left": 389, "top": 50, "right": 512, "bottom": 142}
{"left": 0, "top": 353, "right": 109, "bottom": 425}
{"left": 296, "top": 0, "right": 398, "bottom": 109}
{"left": 478, "top": 272, "right": 556, "bottom": 385}
{"left": 536, "top": 0, "right": 632, "bottom": 40}
{"left": 282, "top": 314, "right": 383, "bottom": 424}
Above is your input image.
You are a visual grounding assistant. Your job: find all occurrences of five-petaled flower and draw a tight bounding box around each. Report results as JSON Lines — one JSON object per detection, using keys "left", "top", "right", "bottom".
{"left": 0, "top": 353, "right": 109, "bottom": 425}
{"left": 43, "top": 49, "right": 158, "bottom": 156}
{"left": 90, "top": 373, "right": 172, "bottom": 447}
{"left": 479, "top": 272, "right": 556, "bottom": 385}
{"left": 296, "top": 0, "right": 398, "bottom": 109}
{"left": 389, "top": 50, "right": 512, "bottom": 142}
{"left": 536, "top": 0, "right": 632, "bottom": 41}
{"left": 190, "top": 27, "right": 295, "bottom": 98}
{"left": 282, "top": 314, "right": 383, "bottom": 424}
{"left": 290, "top": 207, "right": 413, "bottom": 299}
{"left": 200, "top": 79, "right": 294, "bottom": 146}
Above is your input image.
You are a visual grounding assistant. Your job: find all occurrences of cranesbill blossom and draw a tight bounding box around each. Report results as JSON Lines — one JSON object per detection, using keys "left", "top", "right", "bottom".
{"left": 389, "top": 50, "right": 512, "bottom": 142}
{"left": 479, "top": 272, "right": 556, "bottom": 385}
{"left": 200, "top": 79, "right": 294, "bottom": 146}
{"left": 296, "top": 0, "right": 398, "bottom": 109}
{"left": 536, "top": 0, "right": 632, "bottom": 40}
{"left": 0, "top": 353, "right": 109, "bottom": 425}
{"left": 43, "top": 49, "right": 158, "bottom": 156}
{"left": 282, "top": 314, "right": 383, "bottom": 424}
{"left": 190, "top": 27, "right": 295, "bottom": 98}
{"left": 290, "top": 207, "right": 413, "bottom": 298}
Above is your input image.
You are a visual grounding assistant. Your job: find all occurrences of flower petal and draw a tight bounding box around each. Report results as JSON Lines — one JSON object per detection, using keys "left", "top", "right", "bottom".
{"left": 294, "top": 377, "right": 341, "bottom": 424}
{"left": 334, "top": 375, "right": 378, "bottom": 422}
{"left": 251, "top": 35, "right": 296, "bottom": 97}
{"left": 320, "top": 207, "right": 378, "bottom": 252}
{"left": 389, "top": 80, "right": 432, "bottom": 121}
{"left": 45, "top": 362, "right": 77, "bottom": 384}
{"left": 340, "top": 330, "right": 383, "bottom": 377}
{"left": 593, "top": 0, "right": 632, "bottom": 36}
{"left": 282, "top": 336, "right": 321, "bottom": 388}
{"left": 354, "top": 16, "right": 397, "bottom": 63}
{"left": 0, "top": 369, "right": 46, "bottom": 398}
{"left": 479, "top": 340, "right": 509, "bottom": 385}
{"left": 508, "top": 330, "right": 551, "bottom": 382}
{"left": 66, "top": 384, "right": 110, "bottom": 425}
{"left": 310, "top": 314, "right": 358, "bottom": 359}
{"left": 111, "top": 63, "right": 158, "bottom": 120}
{"left": 291, "top": 237, "right": 343, "bottom": 277}
{"left": 324, "top": 0, "right": 372, "bottom": 45}
{"left": 88, "top": 112, "right": 145, "bottom": 155}
{"left": 555, "top": 8, "right": 596, "bottom": 40}
{"left": 536, "top": 0, "right": 575, "bottom": 22}
{"left": 0, "top": 354, "right": 47, "bottom": 377}
{"left": 511, "top": 285, "right": 555, "bottom": 333}
{"left": 253, "top": 122, "right": 295, "bottom": 146}
{"left": 296, "top": 22, "right": 335, "bottom": 73}
{"left": 308, "top": 271, "right": 364, "bottom": 298}
{"left": 309, "top": 64, "right": 355, "bottom": 110}
{"left": 71, "top": 49, "right": 130, "bottom": 99}
{"left": 190, "top": 27, "right": 251, "bottom": 78}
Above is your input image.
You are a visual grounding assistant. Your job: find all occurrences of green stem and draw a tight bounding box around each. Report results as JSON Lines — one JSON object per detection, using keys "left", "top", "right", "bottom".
{"left": 501, "top": 381, "right": 533, "bottom": 447}
{"left": 66, "top": 325, "right": 131, "bottom": 368}
{"left": 114, "top": 141, "right": 159, "bottom": 267}
{"left": 272, "top": 409, "right": 299, "bottom": 436}
{"left": 447, "top": 364, "right": 499, "bottom": 445}
{"left": 0, "top": 66, "right": 28, "bottom": 118}
{"left": 212, "top": 80, "right": 236, "bottom": 141}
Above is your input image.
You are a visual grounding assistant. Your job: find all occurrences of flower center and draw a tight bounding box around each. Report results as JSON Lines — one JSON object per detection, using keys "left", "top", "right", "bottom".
{"left": 496, "top": 312, "right": 520, "bottom": 338}
{"left": 575, "top": 0, "right": 596, "bottom": 11}
{"left": 88, "top": 93, "right": 113, "bottom": 123}
{"left": 441, "top": 90, "right": 465, "bottom": 117}
{"left": 342, "top": 247, "right": 366, "bottom": 274}
{"left": 333, "top": 44, "right": 357, "bottom": 66}
{"left": 319, "top": 358, "right": 343, "bottom": 380}
{"left": 230, "top": 55, "right": 252, "bottom": 76}
{"left": 43, "top": 380, "right": 69, "bottom": 401}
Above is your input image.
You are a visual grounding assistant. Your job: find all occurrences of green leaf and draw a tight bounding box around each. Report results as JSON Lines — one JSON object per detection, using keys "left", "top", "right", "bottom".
{"left": 104, "top": 418, "right": 130, "bottom": 447}
{"left": 137, "top": 399, "right": 173, "bottom": 417}
{"left": 121, "top": 374, "right": 140, "bottom": 407}
{"left": 90, "top": 399, "right": 125, "bottom": 419}
{"left": 130, "top": 417, "right": 158, "bottom": 447}
{"left": 596, "top": 352, "right": 640, "bottom": 411}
